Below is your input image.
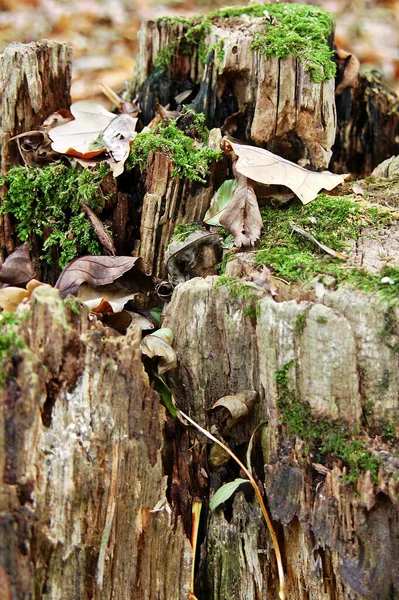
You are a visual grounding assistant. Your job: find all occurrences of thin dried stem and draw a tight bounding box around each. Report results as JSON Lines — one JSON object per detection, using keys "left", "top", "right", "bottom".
{"left": 179, "top": 410, "right": 285, "bottom": 600}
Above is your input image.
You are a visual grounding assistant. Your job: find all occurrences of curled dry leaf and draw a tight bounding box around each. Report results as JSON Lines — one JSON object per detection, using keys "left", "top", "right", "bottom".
{"left": 55, "top": 255, "right": 153, "bottom": 298}
{"left": 101, "top": 113, "right": 138, "bottom": 177}
{"left": 0, "top": 279, "right": 50, "bottom": 312}
{"left": 12, "top": 130, "right": 59, "bottom": 167}
{"left": 210, "top": 390, "right": 258, "bottom": 427}
{"left": 227, "top": 141, "right": 347, "bottom": 205}
{"left": 249, "top": 265, "right": 278, "bottom": 297}
{"left": 49, "top": 101, "right": 116, "bottom": 158}
{"left": 219, "top": 163, "right": 263, "bottom": 247}
{"left": 81, "top": 203, "right": 116, "bottom": 256}
{"left": 165, "top": 230, "right": 222, "bottom": 285}
{"left": 291, "top": 223, "right": 348, "bottom": 259}
{"left": 77, "top": 282, "right": 136, "bottom": 313}
{"left": 0, "top": 244, "right": 35, "bottom": 286}
{"left": 140, "top": 327, "right": 177, "bottom": 376}
{"left": 335, "top": 47, "right": 360, "bottom": 96}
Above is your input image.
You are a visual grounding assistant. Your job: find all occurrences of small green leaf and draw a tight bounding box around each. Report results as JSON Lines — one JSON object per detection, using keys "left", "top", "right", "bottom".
{"left": 209, "top": 478, "right": 249, "bottom": 511}
{"left": 204, "top": 179, "right": 237, "bottom": 226}
{"left": 152, "top": 374, "right": 177, "bottom": 418}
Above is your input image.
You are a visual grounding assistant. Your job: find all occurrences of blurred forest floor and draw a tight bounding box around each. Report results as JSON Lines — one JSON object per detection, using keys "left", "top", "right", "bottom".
{"left": 0, "top": 0, "right": 398, "bottom": 103}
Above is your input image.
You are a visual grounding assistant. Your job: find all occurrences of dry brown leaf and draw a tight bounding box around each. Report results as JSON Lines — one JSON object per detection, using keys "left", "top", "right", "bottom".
{"left": 12, "top": 130, "right": 59, "bottom": 167}
{"left": 49, "top": 101, "right": 116, "bottom": 158}
{"left": 291, "top": 223, "right": 348, "bottom": 259}
{"left": 228, "top": 141, "right": 347, "bottom": 205}
{"left": 335, "top": 46, "right": 360, "bottom": 96}
{"left": 42, "top": 108, "right": 74, "bottom": 130}
{"left": 101, "top": 113, "right": 138, "bottom": 176}
{"left": 219, "top": 162, "right": 263, "bottom": 247}
{"left": 77, "top": 282, "right": 136, "bottom": 313}
{"left": 0, "top": 279, "right": 50, "bottom": 312}
{"left": 140, "top": 327, "right": 177, "bottom": 376}
{"left": 210, "top": 390, "right": 258, "bottom": 427}
{"left": 81, "top": 202, "right": 116, "bottom": 256}
{"left": 0, "top": 244, "right": 35, "bottom": 286}
{"left": 249, "top": 265, "right": 278, "bottom": 297}
{"left": 54, "top": 255, "right": 153, "bottom": 298}
{"left": 352, "top": 183, "right": 365, "bottom": 196}
{"left": 0, "top": 287, "right": 29, "bottom": 312}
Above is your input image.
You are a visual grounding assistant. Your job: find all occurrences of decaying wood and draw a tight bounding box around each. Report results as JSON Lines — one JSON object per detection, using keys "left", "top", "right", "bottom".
{"left": 0, "top": 288, "right": 192, "bottom": 600}
{"left": 129, "top": 19, "right": 336, "bottom": 170}
{"left": 0, "top": 40, "right": 72, "bottom": 173}
{"left": 163, "top": 276, "right": 399, "bottom": 600}
{"left": 332, "top": 71, "right": 399, "bottom": 177}
{"left": 138, "top": 151, "right": 216, "bottom": 278}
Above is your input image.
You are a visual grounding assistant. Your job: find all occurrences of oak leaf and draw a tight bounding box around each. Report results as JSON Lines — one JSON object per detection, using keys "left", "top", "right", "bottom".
{"left": 228, "top": 141, "right": 347, "bottom": 205}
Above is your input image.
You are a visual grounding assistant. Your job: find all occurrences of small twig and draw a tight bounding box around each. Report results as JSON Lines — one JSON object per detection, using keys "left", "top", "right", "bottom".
{"left": 179, "top": 410, "right": 285, "bottom": 600}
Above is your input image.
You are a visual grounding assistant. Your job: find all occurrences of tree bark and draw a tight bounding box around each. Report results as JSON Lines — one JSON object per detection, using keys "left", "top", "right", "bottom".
{"left": 0, "top": 288, "right": 192, "bottom": 600}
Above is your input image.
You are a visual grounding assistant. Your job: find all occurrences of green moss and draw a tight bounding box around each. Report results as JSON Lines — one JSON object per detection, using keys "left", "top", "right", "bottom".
{"left": 254, "top": 193, "right": 399, "bottom": 304}
{"left": 64, "top": 297, "right": 81, "bottom": 316}
{"left": 316, "top": 316, "right": 328, "bottom": 325}
{"left": 275, "top": 360, "right": 383, "bottom": 484}
{"left": 155, "top": 3, "right": 335, "bottom": 82}
{"left": 379, "top": 308, "right": 399, "bottom": 355}
{"left": 126, "top": 116, "right": 222, "bottom": 182}
{"left": 295, "top": 313, "right": 307, "bottom": 334}
{"left": 0, "top": 163, "right": 110, "bottom": 268}
{"left": 0, "top": 313, "right": 26, "bottom": 387}
{"left": 172, "top": 223, "right": 202, "bottom": 242}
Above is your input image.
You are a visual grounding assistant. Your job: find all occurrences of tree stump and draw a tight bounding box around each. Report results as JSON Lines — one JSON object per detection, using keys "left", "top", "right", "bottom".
{"left": 128, "top": 7, "right": 337, "bottom": 170}
{"left": 0, "top": 40, "right": 72, "bottom": 173}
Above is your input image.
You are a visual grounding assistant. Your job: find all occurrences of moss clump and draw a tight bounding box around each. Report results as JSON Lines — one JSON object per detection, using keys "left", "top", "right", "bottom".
{"left": 155, "top": 3, "right": 335, "bottom": 83}
{"left": 275, "top": 361, "right": 383, "bottom": 484}
{"left": 0, "top": 313, "right": 26, "bottom": 387}
{"left": 0, "top": 162, "right": 110, "bottom": 268}
{"left": 172, "top": 223, "right": 202, "bottom": 243}
{"left": 126, "top": 116, "right": 222, "bottom": 183}
{"left": 254, "top": 193, "right": 399, "bottom": 304}
{"left": 295, "top": 313, "right": 307, "bottom": 335}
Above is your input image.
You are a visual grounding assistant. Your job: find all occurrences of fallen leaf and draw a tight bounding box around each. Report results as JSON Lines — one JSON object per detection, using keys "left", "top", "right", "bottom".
{"left": 140, "top": 327, "right": 177, "bottom": 375}
{"left": 175, "top": 89, "right": 193, "bottom": 104}
{"left": 49, "top": 101, "right": 116, "bottom": 158}
{"left": 249, "top": 266, "right": 278, "bottom": 297}
{"left": 0, "top": 279, "right": 50, "bottom": 312}
{"left": 0, "top": 244, "right": 35, "bottom": 286}
{"left": 12, "top": 130, "right": 59, "bottom": 167}
{"left": 352, "top": 183, "right": 364, "bottom": 196}
{"left": 290, "top": 223, "right": 348, "bottom": 259}
{"left": 209, "top": 478, "right": 249, "bottom": 511}
{"left": 101, "top": 310, "right": 133, "bottom": 334}
{"left": 204, "top": 179, "right": 237, "bottom": 226}
{"left": 54, "top": 255, "right": 153, "bottom": 298}
{"left": 0, "top": 287, "right": 29, "bottom": 312}
{"left": 219, "top": 163, "right": 263, "bottom": 247}
{"left": 42, "top": 108, "right": 74, "bottom": 130}
{"left": 227, "top": 141, "right": 347, "bottom": 205}
{"left": 81, "top": 202, "right": 116, "bottom": 255}
{"left": 210, "top": 390, "right": 258, "bottom": 426}
{"left": 76, "top": 282, "right": 136, "bottom": 313}
{"left": 335, "top": 47, "right": 360, "bottom": 96}
{"left": 101, "top": 113, "right": 138, "bottom": 176}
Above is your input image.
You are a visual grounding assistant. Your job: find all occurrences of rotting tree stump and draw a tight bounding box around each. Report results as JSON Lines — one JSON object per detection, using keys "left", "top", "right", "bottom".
{"left": 1, "top": 6, "right": 399, "bottom": 600}
{"left": 128, "top": 9, "right": 337, "bottom": 170}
